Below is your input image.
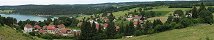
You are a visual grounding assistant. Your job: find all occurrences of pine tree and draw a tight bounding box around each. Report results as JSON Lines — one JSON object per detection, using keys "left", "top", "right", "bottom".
{"left": 79, "top": 18, "right": 88, "bottom": 40}
{"left": 105, "top": 13, "right": 117, "bottom": 39}
{"left": 153, "top": 19, "right": 163, "bottom": 27}
{"left": 166, "top": 14, "right": 174, "bottom": 23}
{"left": 125, "top": 21, "right": 135, "bottom": 36}
{"left": 174, "top": 10, "right": 184, "bottom": 16}
{"left": 138, "top": 8, "right": 142, "bottom": 12}
{"left": 198, "top": 2, "right": 206, "bottom": 12}
{"left": 199, "top": 10, "right": 214, "bottom": 25}
{"left": 143, "top": 21, "right": 154, "bottom": 34}
{"left": 192, "top": 6, "right": 198, "bottom": 18}
{"left": 79, "top": 18, "right": 101, "bottom": 40}
{"left": 105, "top": 21, "right": 117, "bottom": 39}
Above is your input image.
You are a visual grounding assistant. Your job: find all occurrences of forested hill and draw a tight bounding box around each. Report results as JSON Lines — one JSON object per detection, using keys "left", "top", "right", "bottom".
{"left": 0, "top": 2, "right": 153, "bottom": 15}
{"left": 0, "top": 1, "right": 213, "bottom": 15}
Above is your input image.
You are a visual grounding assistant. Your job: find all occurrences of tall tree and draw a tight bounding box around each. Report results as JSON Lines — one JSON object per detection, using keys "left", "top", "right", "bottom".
{"left": 79, "top": 18, "right": 100, "bottom": 40}
{"left": 192, "top": 6, "right": 198, "bottom": 18}
{"left": 166, "top": 14, "right": 174, "bottom": 23}
{"left": 125, "top": 21, "right": 135, "bottom": 36}
{"left": 199, "top": 2, "right": 206, "bottom": 12}
{"left": 199, "top": 10, "right": 214, "bottom": 25}
{"left": 153, "top": 19, "right": 163, "bottom": 27}
{"left": 105, "top": 13, "right": 117, "bottom": 39}
{"left": 174, "top": 10, "right": 184, "bottom": 16}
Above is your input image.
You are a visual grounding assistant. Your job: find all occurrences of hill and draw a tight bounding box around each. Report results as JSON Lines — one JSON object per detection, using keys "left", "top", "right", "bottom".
{"left": 121, "top": 24, "right": 214, "bottom": 40}
{"left": 0, "top": 25, "right": 42, "bottom": 40}
{"left": 0, "top": 2, "right": 151, "bottom": 15}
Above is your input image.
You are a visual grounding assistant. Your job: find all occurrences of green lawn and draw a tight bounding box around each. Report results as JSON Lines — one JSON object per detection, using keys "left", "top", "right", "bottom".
{"left": 112, "top": 8, "right": 139, "bottom": 18}
{"left": 149, "top": 8, "right": 191, "bottom": 11}
{"left": 149, "top": 6, "right": 192, "bottom": 16}
{"left": 121, "top": 24, "right": 214, "bottom": 40}
{"left": 0, "top": 25, "right": 42, "bottom": 40}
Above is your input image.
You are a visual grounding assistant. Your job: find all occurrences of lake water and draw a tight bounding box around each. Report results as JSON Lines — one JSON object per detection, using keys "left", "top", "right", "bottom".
{"left": 0, "top": 14, "right": 47, "bottom": 21}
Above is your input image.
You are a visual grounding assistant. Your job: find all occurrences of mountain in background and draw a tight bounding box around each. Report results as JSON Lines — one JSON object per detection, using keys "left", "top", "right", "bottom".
{"left": 0, "top": 2, "right": 152, "bottom": 15}
{"left": 0, "top": 1, "right": 213, "bottom": 15}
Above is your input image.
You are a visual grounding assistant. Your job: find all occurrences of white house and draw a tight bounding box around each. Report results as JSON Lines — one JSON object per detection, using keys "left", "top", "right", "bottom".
{"left": 23, "top": 24, "right": 33, "bottom": 33}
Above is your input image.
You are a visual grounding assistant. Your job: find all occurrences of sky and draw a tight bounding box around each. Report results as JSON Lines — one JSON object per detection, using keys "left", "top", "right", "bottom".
{"left": 0, "top": 0, "right": 190, "bottom": 6}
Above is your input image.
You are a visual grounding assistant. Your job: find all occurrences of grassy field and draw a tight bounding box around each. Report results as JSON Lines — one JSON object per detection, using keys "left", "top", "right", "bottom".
{"left": 112, "top": 8, "right": 139, "bottom": 18}
{"left": 77, "top": 7, "right": 139, "bottom": 20}
{"left": 149, "top": 8, "right": 191, "bottom": 12}
{"left": 121, "top": 24, "right": 214, "bottom": 40}
{"left": 146, "top": 6, "right": 192, "bottom": 23}
{"left": 0, "top": 25, "right": 42, "bottom": 40}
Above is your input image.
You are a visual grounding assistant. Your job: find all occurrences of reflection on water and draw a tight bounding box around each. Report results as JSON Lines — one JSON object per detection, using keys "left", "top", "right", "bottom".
{"left": 0, "top": 14, "right": 47, "bottom": 21}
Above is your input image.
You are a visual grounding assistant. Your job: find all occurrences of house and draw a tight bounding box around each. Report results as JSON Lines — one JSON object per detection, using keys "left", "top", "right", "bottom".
{"left": 103, "top": 17, "right": 109, "bottom": 22}
{"left": 59, "top": 28, "right": 73, "bottom": 36}
{"left": 46, "top": 25, "right": 56, "bottom": 34}
{"left": 103, "top": 23, "right": 109, "bottom": 29}
{"left": 57, "top": 24, "right": 65, "bottom": 29}
{"left": 34, "top": 25, "right": 41, "bottom": 31}
{"left": 73, "top": 30, "right": 81, "bottom": 36}
{"left": 23, "top": 24, "right": 33, "bottom": 33}
{"left": 34, "top": 25, "right": 41, "bottom": 29}
{"left": 95, "top": 22, "right": 100, "bottom": 30}
{"left": 39, "top": 29, "right": 46, "bottom": 34}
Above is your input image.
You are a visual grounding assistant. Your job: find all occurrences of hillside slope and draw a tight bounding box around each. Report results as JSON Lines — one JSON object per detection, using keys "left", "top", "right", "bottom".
{"left": 122, "top": 24, "right": 214, "bottom": 40}
{"left": 0, "top": 25, "right": 41, "bottom": 40}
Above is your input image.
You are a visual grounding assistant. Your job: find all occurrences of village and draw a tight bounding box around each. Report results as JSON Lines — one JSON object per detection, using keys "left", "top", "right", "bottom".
{"left": 22, "top": 12, "right": 147, "bottom": 37}
{"left": 23, "top": 22, "right": 81, "bottom": 36}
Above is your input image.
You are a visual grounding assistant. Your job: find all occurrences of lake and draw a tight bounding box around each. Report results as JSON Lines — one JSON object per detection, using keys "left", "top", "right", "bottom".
{"left": 0, "top": 14, "right": 48, "bottom": 21}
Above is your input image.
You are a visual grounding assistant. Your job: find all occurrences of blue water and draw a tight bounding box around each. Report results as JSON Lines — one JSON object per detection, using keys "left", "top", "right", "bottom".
{"left": 0, "top": 14, "right": 47, "bottom": 21}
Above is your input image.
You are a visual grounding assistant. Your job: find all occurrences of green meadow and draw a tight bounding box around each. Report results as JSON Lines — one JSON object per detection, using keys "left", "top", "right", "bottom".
{"left": 121, "top": 24, "right": 214, "bottom": 40}
{"left": 0, "top": 25, "right": 42, "bottom": 40}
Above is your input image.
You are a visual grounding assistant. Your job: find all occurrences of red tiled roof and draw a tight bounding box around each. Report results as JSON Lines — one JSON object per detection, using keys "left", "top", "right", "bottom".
{"left": 104, "top": 23, "right": 109, "bottom": 28}
{"left": 25, "top": 24, "right": 33, "bottom": 28}
{"left": 47, "top": 25, "right": 56, "bottom": 30}
{"left": 96, "top": 24, "right": 99, "bottom": 30}
{"left": 34, "top": 25, "right": 41, "bottom": 29}
{"left": 39, "top": 30, "right": 46, "bottom": 33}
{"left": 104, "top": 18, "right": 109, "bottom": 22}
{"left": 57, "top": 24, "right": 65, "bottom": 28}
{"left": 60, "top": 28, "right": 70, "bottom": 33}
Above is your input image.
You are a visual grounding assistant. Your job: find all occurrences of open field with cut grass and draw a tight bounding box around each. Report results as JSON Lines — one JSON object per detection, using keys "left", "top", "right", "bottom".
{"left": 0, "top": 25, "right": 42, "bottom": 40}
{"left": 112, "top": 8, "right": 139, "bottom": 18}
{"left": 147, "top": 16, "right": 168, "bottom": 23}
{"left": 149, "top": 8, "right": 191, "bottom": 16}
{"left": 149, "top": 8, "right": 191, "bottom": 11}
{"left": 121, "top": 24, "right": 214, "bottom": 40}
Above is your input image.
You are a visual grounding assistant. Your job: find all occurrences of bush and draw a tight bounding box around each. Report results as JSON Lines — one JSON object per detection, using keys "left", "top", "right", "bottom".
{"left": 134, "top": 30, "right": 143, "bottom": 36}
{"left": 180, "top": 18, "right": 194, "bottom": 27}
{"left": 208, "top": 7, "right": 214, "bottom": 12}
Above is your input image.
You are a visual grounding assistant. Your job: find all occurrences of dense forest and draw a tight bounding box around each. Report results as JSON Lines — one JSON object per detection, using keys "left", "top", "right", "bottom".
{"left": 0, "top": 2, "right": 151, "bottom": 15}
{"left": 1, "top": 1, "right": 214, "bottom": 15}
